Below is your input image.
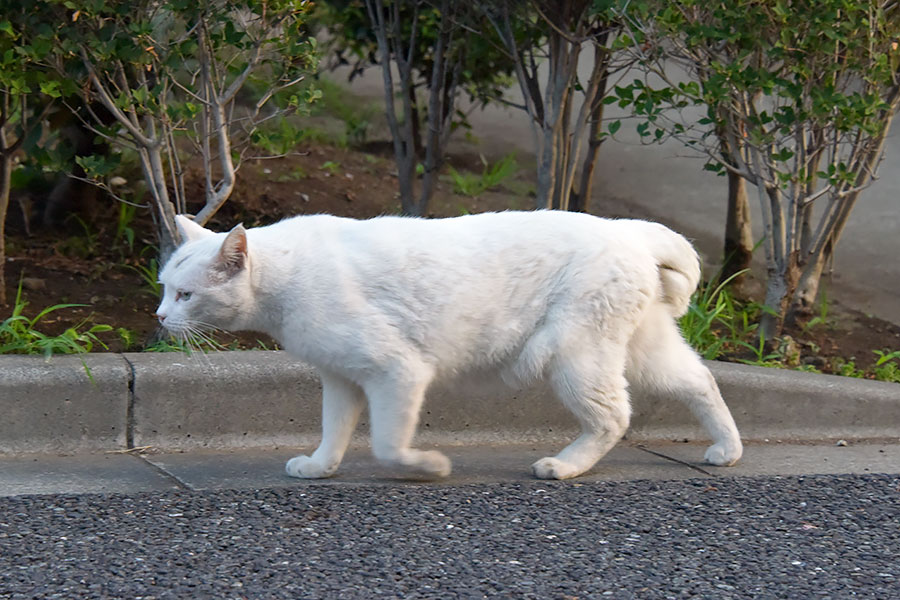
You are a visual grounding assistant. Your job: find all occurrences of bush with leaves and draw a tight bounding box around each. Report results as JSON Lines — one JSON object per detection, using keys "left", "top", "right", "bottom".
{"left": 614, "top": 0, "right": 900, "bottom": 338}
{"left": 35, "top": 0, "right": 319, "bottom": 261}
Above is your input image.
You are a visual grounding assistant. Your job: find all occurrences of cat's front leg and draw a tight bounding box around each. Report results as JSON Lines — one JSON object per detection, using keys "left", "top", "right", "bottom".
{"left": 286, "top": 371, "right": 365, "bottom": 479}
{"left": 366, "top": 369, "right": 452, "bottom": 479}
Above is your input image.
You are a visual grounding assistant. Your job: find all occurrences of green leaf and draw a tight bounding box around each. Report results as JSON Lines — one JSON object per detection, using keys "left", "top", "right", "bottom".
{"left": 39, "top": 80, "right": 62, "bottom": 98}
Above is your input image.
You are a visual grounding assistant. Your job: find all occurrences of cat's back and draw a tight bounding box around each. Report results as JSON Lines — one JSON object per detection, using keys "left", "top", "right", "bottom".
{"left": 252, "top": 211, "right": 652, "bottom": 266}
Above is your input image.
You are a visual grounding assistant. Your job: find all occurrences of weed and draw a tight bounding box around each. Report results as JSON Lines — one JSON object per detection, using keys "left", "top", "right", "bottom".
{"left": 276, "top": 166, "right": 308, "bottom": 182}
{"left": 872, "top": 349, "right": 900, "bottom": 383}
{"left": 737, "top": 334, "right": 785, "bottom": 368}
{"left": 143, "top": 338, "right": 203, "bottom": 354}
{"left": 833, "top": 358, "right": 865, "bottom": 379}
{"left": 873, "top": 349, "right": 900, "bottom": 365}
{"left": 679, "top": 270, "right": 755, "bottom": 360}
{"left": 56, "top": 216, "right": 100, "bottom": 259}
{"left": 801, "top": 287, "right": 832, "bottom": 332}
{"left": 116, "top": 327, "right": 139, "bottom": 351}
{"left": 127, "top": 248, "right": 161, "bottom": 297}
{"left": 143, "top": 335, "right": 276, "bottom": 353}
{"left": 873, "top": 361, "right": 900, "bottom": 383}
{"left": 114, "top": 202, "right": 137, "bottom": 253}
{"left": 447, "top": 153, "right": 518, "bottom": 197}
{"left": 0, "top": 279, "right": 112, "bottom": 358}
{"left": 320, "top": 161, "right": 341, "bottom": 175}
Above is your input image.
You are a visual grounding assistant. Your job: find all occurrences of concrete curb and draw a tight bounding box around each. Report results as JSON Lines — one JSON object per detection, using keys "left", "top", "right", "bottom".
{"left": 1, "top": 351, "right": 898, "bottom": 454}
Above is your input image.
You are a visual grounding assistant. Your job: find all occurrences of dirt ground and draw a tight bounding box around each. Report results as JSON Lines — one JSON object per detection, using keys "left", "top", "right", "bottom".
{"left": 3, "top": 139, "right": 899, "bottom": 376}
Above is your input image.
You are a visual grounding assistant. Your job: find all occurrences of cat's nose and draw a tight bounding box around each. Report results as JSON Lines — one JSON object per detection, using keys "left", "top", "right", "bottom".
{"left": 154, "top": 312, "right": 167, "bottom": 325}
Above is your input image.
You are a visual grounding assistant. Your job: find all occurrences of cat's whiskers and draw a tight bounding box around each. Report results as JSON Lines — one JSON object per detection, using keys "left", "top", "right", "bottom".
{"left": 185, "top": 321, "right": 226, "bottom": 351}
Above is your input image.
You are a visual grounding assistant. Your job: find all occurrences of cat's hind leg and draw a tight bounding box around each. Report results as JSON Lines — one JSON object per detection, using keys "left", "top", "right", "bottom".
{"left": 626, "top": 305, "right": 742, "bottom": 466}
{"left": 533, "top": 342, "right": 631, "bottom": 480}
{"left": 365, "top": 366, "right": 451, "bottom": 479}
{"left": 286, "top": 370, "right": 366, "bottom": 479}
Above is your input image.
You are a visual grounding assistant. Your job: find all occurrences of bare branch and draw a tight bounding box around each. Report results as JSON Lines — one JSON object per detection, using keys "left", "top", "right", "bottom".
{"left": 80, "top": 51, "right": 155, "bottom": 148}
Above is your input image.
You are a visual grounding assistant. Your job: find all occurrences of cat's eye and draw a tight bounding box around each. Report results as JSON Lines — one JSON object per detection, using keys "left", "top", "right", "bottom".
{"left": 176, "top": 290, "right": 192, "bottom": 301}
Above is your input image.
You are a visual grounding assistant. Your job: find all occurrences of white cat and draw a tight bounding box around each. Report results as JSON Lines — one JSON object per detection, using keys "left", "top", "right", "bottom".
{"left": 156, "top": 211, "right": 742, "bottom": 480}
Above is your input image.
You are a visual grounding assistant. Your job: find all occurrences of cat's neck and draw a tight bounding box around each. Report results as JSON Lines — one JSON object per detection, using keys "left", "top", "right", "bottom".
{"left": 231, "top": 248, "right": 287, "bottom": 337}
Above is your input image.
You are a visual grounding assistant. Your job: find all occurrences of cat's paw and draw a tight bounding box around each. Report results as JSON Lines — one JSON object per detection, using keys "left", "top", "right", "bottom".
{"left": 531, "top": 457, "right": 580, "bottom": 480}
{"left": 285, "top": 455, "right": 336, "bottom": 479}
{"left": 410, "top": 450, "right": 452, "bottom": 478}
{"left": 704, "top": 441, "right": 742, "bottom": 467}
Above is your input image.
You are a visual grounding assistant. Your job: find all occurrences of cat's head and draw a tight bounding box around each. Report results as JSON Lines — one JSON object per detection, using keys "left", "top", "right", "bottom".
{"left": 155, "top": 216, "right": 253, "bottom": 337}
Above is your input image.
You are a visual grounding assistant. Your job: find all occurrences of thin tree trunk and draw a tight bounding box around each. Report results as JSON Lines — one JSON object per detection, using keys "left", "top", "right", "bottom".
{"left": 758, "top": 249, "right": 801, "bottom": 341}
{"left": 140, "top": 146, "right": 178, "bottom": 263}
{"left": 791, "top": 104, "right": 897, "bottom": 319}
{"left": 408, "top": 85, "right": 424, "bottom": 158}
{"left": 720, "top": 171, "right": 753, "bottom": 284}
{"left": 0, "top": 152, "right": 11, "bottom": 306}
{"left": 365, "top": 0, "right": 418, "bottom": 215}
{"left": 569, "top": 102, "right": 601, "bottom": 213}
{"left": 569, "top": 54, "right": 608, "bottom": 213}
{"left": 791, "top": 236, "right": 832, "bottom": 317}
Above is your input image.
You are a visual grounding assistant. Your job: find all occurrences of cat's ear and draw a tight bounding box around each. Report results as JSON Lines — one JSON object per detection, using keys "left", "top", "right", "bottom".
{"left": 175, "top": 214, "right": 214, "bottom": 245}
{"left": 215, "top": 224, "right": 248, "bottom": 276}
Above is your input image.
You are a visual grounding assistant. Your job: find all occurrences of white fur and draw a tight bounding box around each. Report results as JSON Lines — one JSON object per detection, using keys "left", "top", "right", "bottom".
{"left": 157, "top": 211, "right": 742, "bottom": 480}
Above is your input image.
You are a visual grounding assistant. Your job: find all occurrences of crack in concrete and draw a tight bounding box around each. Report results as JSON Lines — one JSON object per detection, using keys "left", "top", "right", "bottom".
{"left": 119, "top": 353, "right": 137, "bottom": 449}
{"left": 137, "top": 456, "right": 195, "bottom": 491}
{"left": 635, "top": 444, "right": 715, "bottom": 477}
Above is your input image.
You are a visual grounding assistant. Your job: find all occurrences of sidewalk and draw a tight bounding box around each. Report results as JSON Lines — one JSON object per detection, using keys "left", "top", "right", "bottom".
{"left": 2, "top": 440, "right": 898, "bottom": 497}
{"left": 3, "top": 351, "right": 899, "bottom": 497}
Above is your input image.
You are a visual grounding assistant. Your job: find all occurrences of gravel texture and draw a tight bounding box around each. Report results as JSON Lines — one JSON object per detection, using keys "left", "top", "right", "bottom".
{"left": 1, "top": 474, "right": 898, "bottom": 599}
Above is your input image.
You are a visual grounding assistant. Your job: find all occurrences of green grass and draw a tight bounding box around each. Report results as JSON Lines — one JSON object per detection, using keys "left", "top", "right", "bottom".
{"left": 0, "top": 280, "right": 112, "bottom": 359}
{"left": 447, "top": 153, "right": 519, "bottom": 197}
{"left": 144, "top": 336, "right": 278, "bottom": 353}
{"left": 680, "top": 273, "right": 900, "bottom": 382}
{"left": 679, "top": 270, "right": 759, "bottom": 360}
{"left": 127, "top": 250, "right": 161, "bottom": 297}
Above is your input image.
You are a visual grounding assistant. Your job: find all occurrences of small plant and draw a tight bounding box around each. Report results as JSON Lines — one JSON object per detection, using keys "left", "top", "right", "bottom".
{"left": 447, "top": 153, "right": 518, "bottom": 197}
{"left": 276, "top": 166, "right": 308, "bottom": 182}
{"left": 127, "top": 248, "right": 161, "bottom": 297}
{"left": 833, "top": 358, "right": 866, "bottom": 379}
{"left": 116, "top": 327, "right": 139, "bottom": 351}
{"left": 737, "top": 334, "right": 785, "bottom": 369}
{"left": 56, "top": 216, "right": 101, "bottom": 259}
{"left": 114, "top": 202, "right": 137, "bottom": 253}
{"left": 320, "top": 161, "right": 341, "bottom": 175}
{"left": 679, "top": 270, "right": 755, "bottom": 360}
{"left": 0, "top": 280, "right": 112, "bottom": 358}
{"left": 872, "top": 349, "right": 900, "bottom": 383}
{"left": 801, "top": 288, "right": 832, "bottom": 333}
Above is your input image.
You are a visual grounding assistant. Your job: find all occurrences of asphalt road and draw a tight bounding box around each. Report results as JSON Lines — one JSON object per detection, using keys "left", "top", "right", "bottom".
{"left": 2, "top": 474, "right": 897, "bottom": 599}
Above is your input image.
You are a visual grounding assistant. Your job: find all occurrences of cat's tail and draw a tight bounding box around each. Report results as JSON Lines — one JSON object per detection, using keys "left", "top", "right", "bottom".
{"left": 640, "top": 222, "right": 701, "bottom": 318}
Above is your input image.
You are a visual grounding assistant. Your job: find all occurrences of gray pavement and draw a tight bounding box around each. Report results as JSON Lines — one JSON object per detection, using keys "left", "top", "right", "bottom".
{"left": 2, "top": 440, "right": 898, "bottom": 497}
